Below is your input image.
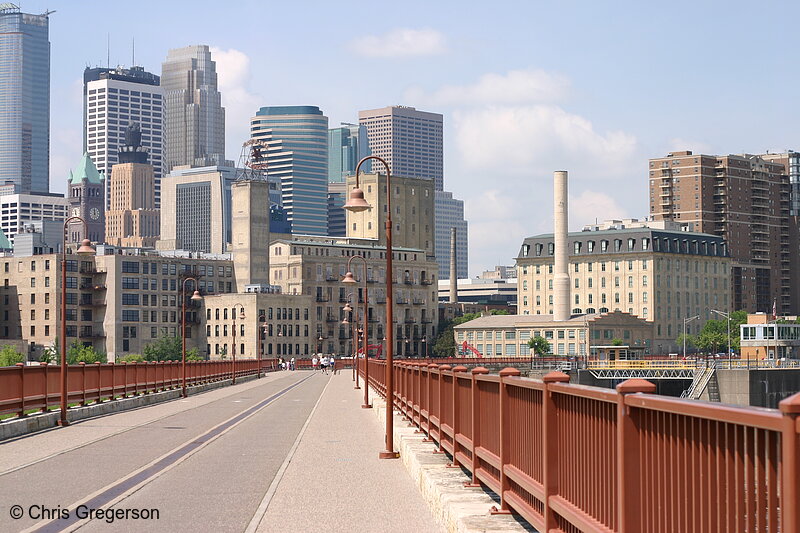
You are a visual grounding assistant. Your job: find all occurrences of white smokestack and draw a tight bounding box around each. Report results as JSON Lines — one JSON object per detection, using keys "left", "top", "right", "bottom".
{"left": 449, "top": 227, "right": 458, "bottom": 303}
{"left": 553, "top": 171, "right": 570, "bottom": 322}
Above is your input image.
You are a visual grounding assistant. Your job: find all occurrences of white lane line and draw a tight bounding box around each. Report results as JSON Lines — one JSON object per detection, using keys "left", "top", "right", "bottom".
{"left": 244, "top": 374, "right": 333, "bottom": 533}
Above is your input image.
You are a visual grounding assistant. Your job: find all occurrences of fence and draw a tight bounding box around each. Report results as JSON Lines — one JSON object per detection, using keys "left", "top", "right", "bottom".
{"left": 0, "top": 358, "right": 283, "bottom": 419}
{"left": 360, "top": 359, "right": 800, "bottom": 533}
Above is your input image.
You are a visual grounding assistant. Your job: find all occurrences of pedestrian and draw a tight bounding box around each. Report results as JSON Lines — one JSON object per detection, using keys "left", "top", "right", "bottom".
{"left": 312, "top": 356, "right": 318, "bottom": 371}
{"left": 290, "top": 357, "right": 296, "bottom": 371}
{"left": 330, "top": 355, "right": 337, "bottom": 375}
{"left": 321, "top": 355, "right": 328, "bottom": 374}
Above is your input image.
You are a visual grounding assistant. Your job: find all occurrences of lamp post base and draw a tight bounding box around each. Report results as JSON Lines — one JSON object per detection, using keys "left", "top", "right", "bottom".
{"left": 57, "top": 419, "right": 70, "bottom": 427}
{"left": 361, "top": 404, "right": 372, "bottom": 409}
{"left": 379, "top": 451, "right": 399, "bottom": 459}
{"left": 354, "top": 385, "right": 361, "bottom": 390}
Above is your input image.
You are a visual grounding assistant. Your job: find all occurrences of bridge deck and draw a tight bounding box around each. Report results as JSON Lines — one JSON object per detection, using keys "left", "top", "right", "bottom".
{"left": 0, "top": 370, "right": 443, "bottom": 533}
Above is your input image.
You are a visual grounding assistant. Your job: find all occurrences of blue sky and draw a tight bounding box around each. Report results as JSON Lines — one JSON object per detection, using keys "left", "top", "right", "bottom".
{"left": 27, "top": 0, "right": 799, "bottom": 275}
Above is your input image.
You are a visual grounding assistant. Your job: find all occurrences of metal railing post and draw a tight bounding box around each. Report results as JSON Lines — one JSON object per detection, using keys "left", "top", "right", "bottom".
{"left": 780, "top": 391, "right": 800, "bottom": 533}
{"left": 466, "top": 366, "right": 488, "bottom": 487}
{"left": 616, "top": 378, "right": 656, "bottom": 533}
{"left": 435, "top": 364, "right": 451, "bottom": 453}
{"left": 542, "top": 371, "right": 570, "bottom": 532}
{"left": 450, "top": 365, "right": 468, "bottom": 468}
{"left": 492, "top": 367, "right": 521, "bottom": 515}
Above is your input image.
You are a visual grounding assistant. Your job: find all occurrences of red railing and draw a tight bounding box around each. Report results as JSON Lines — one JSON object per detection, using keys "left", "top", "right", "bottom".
{"left": 359, "top": 359, "right": 800, "bottom": 533}
{"left": 0, "top": 358, "right": 283, "bottom": 418}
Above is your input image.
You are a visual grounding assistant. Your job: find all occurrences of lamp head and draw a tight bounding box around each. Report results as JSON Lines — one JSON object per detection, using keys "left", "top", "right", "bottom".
{"left": 342, "top": 317, "right": 349, "bottom": 325}
{"left": 342, "top": 271, "right": 356, "bottom": 284}
{"left": 343, "top": 303, "right": 353, "bottom": 313}
{"left": 77, "top": 239, "right": 95, "bottom": 256}
{"left": 343, "top": 187, "right": 371, "bottom": 212}
{"left": 190, "top": 290, "right": 202, "bottom": 302}
{"left": 238, "top": 307, "right": 245, "bottom": 319}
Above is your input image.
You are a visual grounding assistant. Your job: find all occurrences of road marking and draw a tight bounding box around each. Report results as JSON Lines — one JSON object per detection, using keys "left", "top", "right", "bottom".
{"left": 244, "top": 374, "right": 333, "bottom": 533}
{"left": 22, "top": 373, "right": 315, "bottom": 533}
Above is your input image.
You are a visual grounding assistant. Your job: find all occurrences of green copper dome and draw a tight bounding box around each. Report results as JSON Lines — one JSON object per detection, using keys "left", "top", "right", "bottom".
{"left": 69, "top": 153, "right": 104, "bottom": 185}
{"left": 0, "top": 227, "right": 10, "bottom": 250}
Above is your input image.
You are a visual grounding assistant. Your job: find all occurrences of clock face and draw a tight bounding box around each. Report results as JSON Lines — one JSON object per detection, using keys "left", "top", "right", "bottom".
{"left": 71, "top": 207, "right": 80, "bottom": 217}
{"left": 89, "top": 207, "right": 100, "bottom": 220}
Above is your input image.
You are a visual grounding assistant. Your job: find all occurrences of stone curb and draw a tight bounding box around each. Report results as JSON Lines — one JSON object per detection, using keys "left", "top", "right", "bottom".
{"left": 0, "top": 374, "right": 261, "bottom": 442}
{"left": 366, "top": 385, "right": 533, "bottom": 533}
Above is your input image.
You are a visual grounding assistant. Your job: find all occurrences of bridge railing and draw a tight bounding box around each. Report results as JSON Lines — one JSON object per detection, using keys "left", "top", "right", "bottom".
{"left": 360, "top": 359, "right": 800, "bottom": 533}
{"left": 0, "top": 358, "right": 282, "bottom": 419}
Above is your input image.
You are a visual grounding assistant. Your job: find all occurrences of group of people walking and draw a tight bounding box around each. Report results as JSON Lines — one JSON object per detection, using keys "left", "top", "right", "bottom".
{"left": 276, "top": 356, "right": 338, "bottom": 374}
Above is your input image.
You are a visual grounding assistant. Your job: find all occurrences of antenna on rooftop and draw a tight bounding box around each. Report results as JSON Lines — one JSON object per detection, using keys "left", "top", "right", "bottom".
{"left": 132, "top": 37, "right": 135, "bottom": 67}
{"left": 106, "top": 33, "right": 110, "bottom": 68}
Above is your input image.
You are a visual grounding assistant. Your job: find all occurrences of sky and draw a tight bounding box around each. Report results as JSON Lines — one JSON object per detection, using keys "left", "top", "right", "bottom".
{"left": 26, "top": 0, "right": 800, "bottom": 276}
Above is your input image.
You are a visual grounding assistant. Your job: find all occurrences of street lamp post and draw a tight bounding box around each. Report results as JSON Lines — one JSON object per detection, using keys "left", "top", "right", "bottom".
{"left": 258, "top": 313, "right": 268, "bottom": 378}
{"left": 343, "top": 297, "right": 360, "bottom": 389}
{"left": 181, "top": 277, "right": 202, "bottom": 397}
{"left": 344, "top": 155, "right": 398, "bottom": 458}
{"left": 343, "top": 255, "right": 371, "bottom": 408}
{"left": 231, "top": 304, "right": 245, "bottom": 384}
{"left": 422, "top": 336, "right": 427, "bottom": 359}
{"left": 59, "top": 217, "right": 95, "bottom": 427}
{"left": 683, "top": 314, "right": 700, "bottom": 361}
{"left": 711, "top": 309, "right": 732, "bottom": 369}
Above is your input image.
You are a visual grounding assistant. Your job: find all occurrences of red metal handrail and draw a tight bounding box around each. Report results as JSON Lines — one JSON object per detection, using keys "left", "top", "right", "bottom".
{"left": 0, "top": 358, "right": 282, "bottom": 419}
{"left": 359, "top": 360, "right": 800, "bottom": 533}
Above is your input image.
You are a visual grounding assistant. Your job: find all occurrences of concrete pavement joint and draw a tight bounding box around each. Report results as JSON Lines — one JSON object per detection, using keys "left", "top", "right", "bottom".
{"left": 244, "top": 373, "right": 333, "bottom": 533}
{"left": 21, "top": 373, "right": 316, "bottom": 533}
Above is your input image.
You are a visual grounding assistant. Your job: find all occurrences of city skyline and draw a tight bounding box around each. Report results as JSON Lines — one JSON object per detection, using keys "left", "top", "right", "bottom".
{"left": 25, "top": 0, "right": 800, "bottom": 275}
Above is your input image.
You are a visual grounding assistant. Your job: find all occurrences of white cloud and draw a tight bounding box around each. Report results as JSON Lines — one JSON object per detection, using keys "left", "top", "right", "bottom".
{"left": 210, "top": 47, "right": 262, "bottom": 161}
{"left": 569, "top": 190, "right": 628, "bottom": 228}
{"left": 349, "top": 28, "right": 447, "bottom": 58}
{"left": 453, "top": 105, "right": 637, "bottom": 176}
{"left": 405, "top": 69, "right": 569, "bottom": 106}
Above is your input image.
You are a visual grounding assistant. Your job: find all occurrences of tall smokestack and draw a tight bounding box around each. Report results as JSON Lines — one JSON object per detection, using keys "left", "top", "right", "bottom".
{"left": 449, "top": 227, "right": 458, "bottom": 303}
{"left": 553, "top": 171, "right": 570, "bottom": 322}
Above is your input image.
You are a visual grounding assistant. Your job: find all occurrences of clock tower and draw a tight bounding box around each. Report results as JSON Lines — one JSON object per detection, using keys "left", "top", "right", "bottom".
{"left": 67, "top": 153, "right": 105, "bottom": 243}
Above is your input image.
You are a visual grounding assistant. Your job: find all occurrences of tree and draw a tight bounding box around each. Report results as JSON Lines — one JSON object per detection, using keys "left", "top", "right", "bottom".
{"left": 142, "top": 335, "right": 182, "bottom": 362}
{"left": 66, "top": 341, "right": 106, "bottom": 364}
{"left": 675, "top": 333, "right": 695, "bottom": 353}
{"left": 610, "top": 338, "right": 625, "bottom": 346}
{"left": 0, "top": 345, "right": 25, "bottom": 366}
{"left": 431, "top": 313, "right": 481, "bottom": 357}
{"left": 527, "top": 336, "right": 551, "bottom": 357}
{"left": 120, "top": 354, "right": 144, "bottom": 363}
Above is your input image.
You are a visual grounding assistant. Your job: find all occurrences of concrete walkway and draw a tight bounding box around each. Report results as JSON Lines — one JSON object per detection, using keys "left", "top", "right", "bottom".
{"left": 251, "top": 370, "right": 444, "bottom": 533}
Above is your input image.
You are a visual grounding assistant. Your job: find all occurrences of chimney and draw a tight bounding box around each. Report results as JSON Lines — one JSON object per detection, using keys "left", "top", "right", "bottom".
{"left": 553, "top": 171, "right": 570, "bottom": 322}
{"left": 449, "top": 227, "right": 458, "bottom": 303}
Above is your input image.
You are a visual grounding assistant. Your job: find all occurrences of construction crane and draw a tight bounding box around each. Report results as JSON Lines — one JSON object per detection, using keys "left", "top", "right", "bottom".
{"left": 460, "top": 341, "right": 483, "bottom": 358}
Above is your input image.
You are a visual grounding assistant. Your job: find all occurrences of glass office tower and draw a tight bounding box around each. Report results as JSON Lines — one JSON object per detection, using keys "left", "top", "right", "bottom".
{"left": 0, "top": 5, "right": 50, "bottom": 194}
{"left": 251, "top": 106, "right": 328, "bottom": 236}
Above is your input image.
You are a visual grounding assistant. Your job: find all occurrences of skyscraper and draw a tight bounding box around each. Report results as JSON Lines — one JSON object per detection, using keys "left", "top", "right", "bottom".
{"left": 0, "top": 4, "right": 50, "bottom": 194}
{"left": 105, "top": 123, "right": 159, "bottom": 248}
{"left": 435, "top": 191, "right": 468, "bottom": 280}
{"left": 328, "top": 123, "right": 369, "bottom": 183}
{"left": 161, "top": 45, "right": 226, "bottom": 172}
{"left": 251, "top": 106, "right": 328, "bottom": 236}
{"left": 649, "top": 151, "right": 795, "bottom": 314}
{"left": 358, "top": 105, "right": 443, "bottom": 191}
{"left": 83, "top": 66, "right": 163, "bottom": 209}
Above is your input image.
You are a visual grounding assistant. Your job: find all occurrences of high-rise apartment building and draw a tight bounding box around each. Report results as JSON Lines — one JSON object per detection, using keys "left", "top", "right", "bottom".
{"left": 649, "top": 151, "right": 794, "bottom": 314}
{"left": 105, "top": 124, "right": 160, "bottom": 248}
{"left": 83, "top": 66, "right": 163, "bottom": 209}
{"left": 251, "top": 106, "right": 328, "bottom": 236}
{"left": 761, "top": 151, "right": 800, "bottom": 216}
{"left": 434, "top": 191, "right": 468, "bottom": 280}
{"left": 0, "top": 5, "right": 50, "bottom": 194}
{"left": 328, "top": 124, "right": 370, "bottom": 183}
{"left": 358, "top": 105, "right": 443, "bottom": 191}
{"left": 161, "top": 45, "right": 226, "bottom": 172}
